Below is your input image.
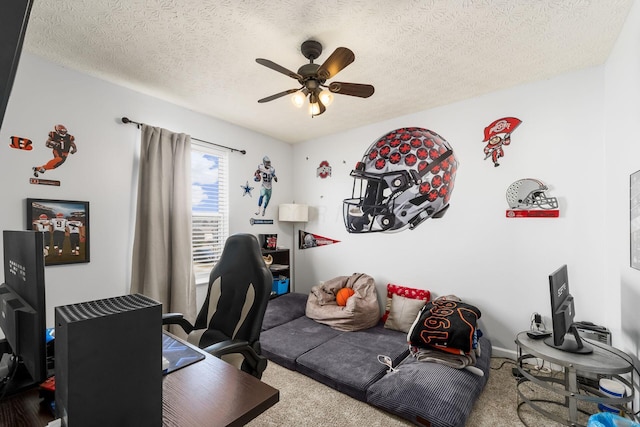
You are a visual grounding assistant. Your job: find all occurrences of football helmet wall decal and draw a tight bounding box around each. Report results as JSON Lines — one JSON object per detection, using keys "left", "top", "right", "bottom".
{"left": 505, "top": 178, "right": 558, "bottom": 209}
{"left": 343, "top": 127, "right": 458, "bottom": 233}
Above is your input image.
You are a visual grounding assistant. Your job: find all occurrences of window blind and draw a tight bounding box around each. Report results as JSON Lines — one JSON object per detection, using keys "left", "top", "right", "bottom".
{"left": 191, "top": 141, "right": 229, "bottom": 284}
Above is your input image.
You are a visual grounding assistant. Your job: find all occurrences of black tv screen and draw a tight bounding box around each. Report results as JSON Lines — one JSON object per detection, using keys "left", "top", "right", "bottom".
{"left": 0, "top": 0, "right": 33, "bottom": 130}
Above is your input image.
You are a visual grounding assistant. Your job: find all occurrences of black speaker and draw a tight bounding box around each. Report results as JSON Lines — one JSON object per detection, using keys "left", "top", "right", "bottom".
{"left": 55, "top": 294, "right": 162, "bottom": 427}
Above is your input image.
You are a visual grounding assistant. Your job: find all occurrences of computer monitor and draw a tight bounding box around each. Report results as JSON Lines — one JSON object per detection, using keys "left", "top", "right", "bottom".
{"left": 0, "top": 0, "right": 33, "bottom": 131}
{"left": 0, "top": 230, "right": 48, "bottom": 392}
{"left": 543, "top": 264, "right": 592, "bottom": 354}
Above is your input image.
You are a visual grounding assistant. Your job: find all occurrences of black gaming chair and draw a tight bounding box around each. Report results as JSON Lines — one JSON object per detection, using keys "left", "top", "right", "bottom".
{"left": 163, "top": 233, "right": 272, "bottom": 378}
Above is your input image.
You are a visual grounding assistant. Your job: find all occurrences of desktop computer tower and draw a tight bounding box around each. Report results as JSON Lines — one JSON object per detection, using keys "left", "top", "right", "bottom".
{"left": 55, "top": 294, "right": 162, "bottom": 427}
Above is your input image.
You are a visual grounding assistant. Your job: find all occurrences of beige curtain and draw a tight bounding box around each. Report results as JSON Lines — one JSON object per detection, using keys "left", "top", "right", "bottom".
{"left": 130, "top": 125, "right": 196, "bottom": 335}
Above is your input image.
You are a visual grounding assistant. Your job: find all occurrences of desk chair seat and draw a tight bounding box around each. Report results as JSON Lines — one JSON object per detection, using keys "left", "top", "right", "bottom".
{"left": 163, "top": 233, "right": 272, "bottom": 378}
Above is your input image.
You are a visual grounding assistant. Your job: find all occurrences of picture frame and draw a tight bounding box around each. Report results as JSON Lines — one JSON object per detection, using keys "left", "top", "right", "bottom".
{"left": 631, "top": 171, "right": 640, "bottom": 270}
{"left": 26, "top": 198, "right": 90, "bottom": 266}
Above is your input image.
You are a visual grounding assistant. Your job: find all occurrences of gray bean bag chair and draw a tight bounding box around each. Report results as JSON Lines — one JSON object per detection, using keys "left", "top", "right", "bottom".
{"left": 305, "top": 273, "right": 380, "bottom": 331}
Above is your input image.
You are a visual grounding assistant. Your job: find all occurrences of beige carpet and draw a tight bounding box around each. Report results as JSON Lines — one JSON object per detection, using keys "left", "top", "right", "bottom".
{"left": 247, "top": 358, "right": 600, "bottom": 427}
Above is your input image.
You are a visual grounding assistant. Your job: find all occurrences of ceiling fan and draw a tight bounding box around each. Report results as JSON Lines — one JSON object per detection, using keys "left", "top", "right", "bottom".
{"left": 256, "top": 40, "right": 375, "bottom": 117}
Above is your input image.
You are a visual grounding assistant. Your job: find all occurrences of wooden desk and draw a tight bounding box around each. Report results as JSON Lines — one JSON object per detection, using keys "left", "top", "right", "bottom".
{"left": 0, "top": 333, "right": 279, "bottom": 426}
{"left": 162, "top": 333, "right": 279, "bottom": 427}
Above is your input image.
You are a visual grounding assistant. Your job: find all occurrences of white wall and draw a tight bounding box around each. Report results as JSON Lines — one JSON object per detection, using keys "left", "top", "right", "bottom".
{"left": 604, "top": 1, "right": 640, "bottom": 363}
{"left": 0, "top": 53, "right": 293, "bottom": 328}
{"left": 293, "top": 66, "right": 609, "bottom": 354}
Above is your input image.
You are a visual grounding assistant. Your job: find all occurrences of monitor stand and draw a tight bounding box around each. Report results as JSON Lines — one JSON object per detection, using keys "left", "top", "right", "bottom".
{"left": 0, "top": 352, "right": 39, "bottom": 397}
{"left": 544, "top": 325, "right": 593, "bottom": 354}
{"left": 0, "top": 339, "right": 53, "bottom": 398}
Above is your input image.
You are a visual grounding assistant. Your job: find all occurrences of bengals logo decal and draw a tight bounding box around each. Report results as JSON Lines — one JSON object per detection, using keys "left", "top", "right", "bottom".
{"left": 9, "top": 136, "right": 33, "bottom": 150}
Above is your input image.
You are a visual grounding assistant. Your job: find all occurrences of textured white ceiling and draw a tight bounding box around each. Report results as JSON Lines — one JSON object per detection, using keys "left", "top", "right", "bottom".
{"left": 22, "top": 0, "right": 633, "bottom": 144}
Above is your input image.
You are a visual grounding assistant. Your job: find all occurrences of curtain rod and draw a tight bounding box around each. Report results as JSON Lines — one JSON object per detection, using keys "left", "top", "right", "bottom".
{"left": 121, "top": 117, "right": 246, "bottom": 155}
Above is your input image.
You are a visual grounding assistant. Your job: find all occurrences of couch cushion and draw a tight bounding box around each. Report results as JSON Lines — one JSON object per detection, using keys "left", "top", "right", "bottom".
{"left": 366, "top": 335, "right": 492, "bottom": 427}
{"left": 260, "top": 316, "right": 343, "bottom": 370}
{"left": 262, "top": 292, "right": 308, "bottom": 331}
{"left": 295, "top": 323, "right": 410, "bottom": 402}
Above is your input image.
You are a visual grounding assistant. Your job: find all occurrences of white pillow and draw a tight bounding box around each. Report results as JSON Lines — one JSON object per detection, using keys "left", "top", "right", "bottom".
{"left": 384, "top": 294, "right": 426, "bottom": 333}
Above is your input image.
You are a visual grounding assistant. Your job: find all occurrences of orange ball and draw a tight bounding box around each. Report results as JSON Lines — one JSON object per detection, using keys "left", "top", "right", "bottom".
{"left": 336, "top": 287, "right": 355, "bottom": 306}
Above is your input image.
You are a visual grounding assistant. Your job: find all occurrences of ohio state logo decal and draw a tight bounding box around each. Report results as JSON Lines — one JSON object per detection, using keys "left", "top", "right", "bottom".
{"left": 317, "top": 160, "right": 332, "bottom": 178}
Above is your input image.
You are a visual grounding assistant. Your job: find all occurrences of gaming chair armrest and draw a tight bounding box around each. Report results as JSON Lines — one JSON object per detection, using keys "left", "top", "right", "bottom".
{"left": 202, "top": 339, "right": 268, "bottom": 378}
{"left": 162, "top": 313, "right": 195, "bottom": 334}
{"left": 202, "top": 339, "right": 252, "bottom": 357}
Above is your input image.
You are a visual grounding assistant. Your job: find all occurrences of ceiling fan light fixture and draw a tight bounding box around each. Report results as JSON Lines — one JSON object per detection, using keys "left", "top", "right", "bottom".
{"left": 319, "top": 89, "right": 333, "bottom": 106}
{"left": 291, "top": 91, "right": 305, "bottom": 108}
{"left": 256, "top": 40, "right": 374, "bottom": 117}
{"left": 308, "top": 91, "right": 323, "bottom": 117}
{"left": 309, "top": 101, "right": 321, "bottom": 116}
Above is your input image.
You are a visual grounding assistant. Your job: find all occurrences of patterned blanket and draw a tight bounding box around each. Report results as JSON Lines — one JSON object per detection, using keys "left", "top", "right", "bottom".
{"left": 408, "top": 295, "right": 481, "bottom": 354}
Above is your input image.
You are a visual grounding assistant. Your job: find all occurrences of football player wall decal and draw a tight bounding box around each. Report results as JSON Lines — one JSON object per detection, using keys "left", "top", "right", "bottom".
{"left": 253, "top": 155, "right": 278, "bottom": 217}
{"left": 32, "top": 124, "right": 78, "bottom": 177}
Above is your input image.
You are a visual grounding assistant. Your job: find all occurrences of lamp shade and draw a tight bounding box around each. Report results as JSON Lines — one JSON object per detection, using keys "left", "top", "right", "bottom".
{"left": 319, "top": 89, "right": 333, "bottom": 106}
{"left": 279, "top": 204, "right": 309, "bottom": 222}
{"left": 291, "top": 92, "right": 305, "bottom": 108}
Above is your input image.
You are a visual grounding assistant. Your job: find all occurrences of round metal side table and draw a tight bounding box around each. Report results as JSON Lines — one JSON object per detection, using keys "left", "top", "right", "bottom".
{"left": 515, "top": 331, "right": 636, "bottom": 427}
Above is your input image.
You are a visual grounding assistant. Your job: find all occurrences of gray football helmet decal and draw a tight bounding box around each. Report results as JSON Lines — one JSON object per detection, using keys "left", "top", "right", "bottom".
{"left": 506, "top": 179, "right": 558, "bottom": 209}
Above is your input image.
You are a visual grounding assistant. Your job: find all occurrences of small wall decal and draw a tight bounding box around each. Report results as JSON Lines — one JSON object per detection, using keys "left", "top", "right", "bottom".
{"left": 505, "top": 178, "right": 559, "bottom": 218}
{"left": 9, "top": 135, "right": 32, "bottom": 150}
{"left": 317, "top": 160, "right": 332, "bottom": 178}
{"left": 253, "top": 155, "right": 278, "bottom": 217}
{"left": 30, "top": 178, "right": 60, "bottom": 186}
{"left": 249, "top": 218, "right": 274, "bottom": 225}
{"left": 482, "top": 117, "right": 521, "bottom": 167}
{"left": 32, "top": 124, "right": 78, "bottom": 178}
{"left": 240, "top": 181, "right": 254, "bottom": 197}
{"left": 299, "top": 230, "right": 340, "bottom": 249}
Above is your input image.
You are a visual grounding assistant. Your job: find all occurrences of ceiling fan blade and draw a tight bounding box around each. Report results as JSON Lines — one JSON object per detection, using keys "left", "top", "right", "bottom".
{"left": 258, "top": 88, "right": 300, "bottom": 103}
{"left": 256, "top": 58, "right": 302, "bottom": 81}
{"left": 317, "top": 47, "right": 355, "bottom": 80}
{"left": 328, "top": 82, "right": 375, "bottom": 98}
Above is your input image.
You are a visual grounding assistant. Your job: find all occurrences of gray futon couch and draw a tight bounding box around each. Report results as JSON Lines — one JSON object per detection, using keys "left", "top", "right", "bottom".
{"left": 260, "top": 292, "right": 492, "bottom": 427}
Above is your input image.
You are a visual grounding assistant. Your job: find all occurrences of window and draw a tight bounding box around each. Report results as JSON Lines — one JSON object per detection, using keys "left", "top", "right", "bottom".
{"left": 191, "top": 142, "right": 228, "bottom": 284}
